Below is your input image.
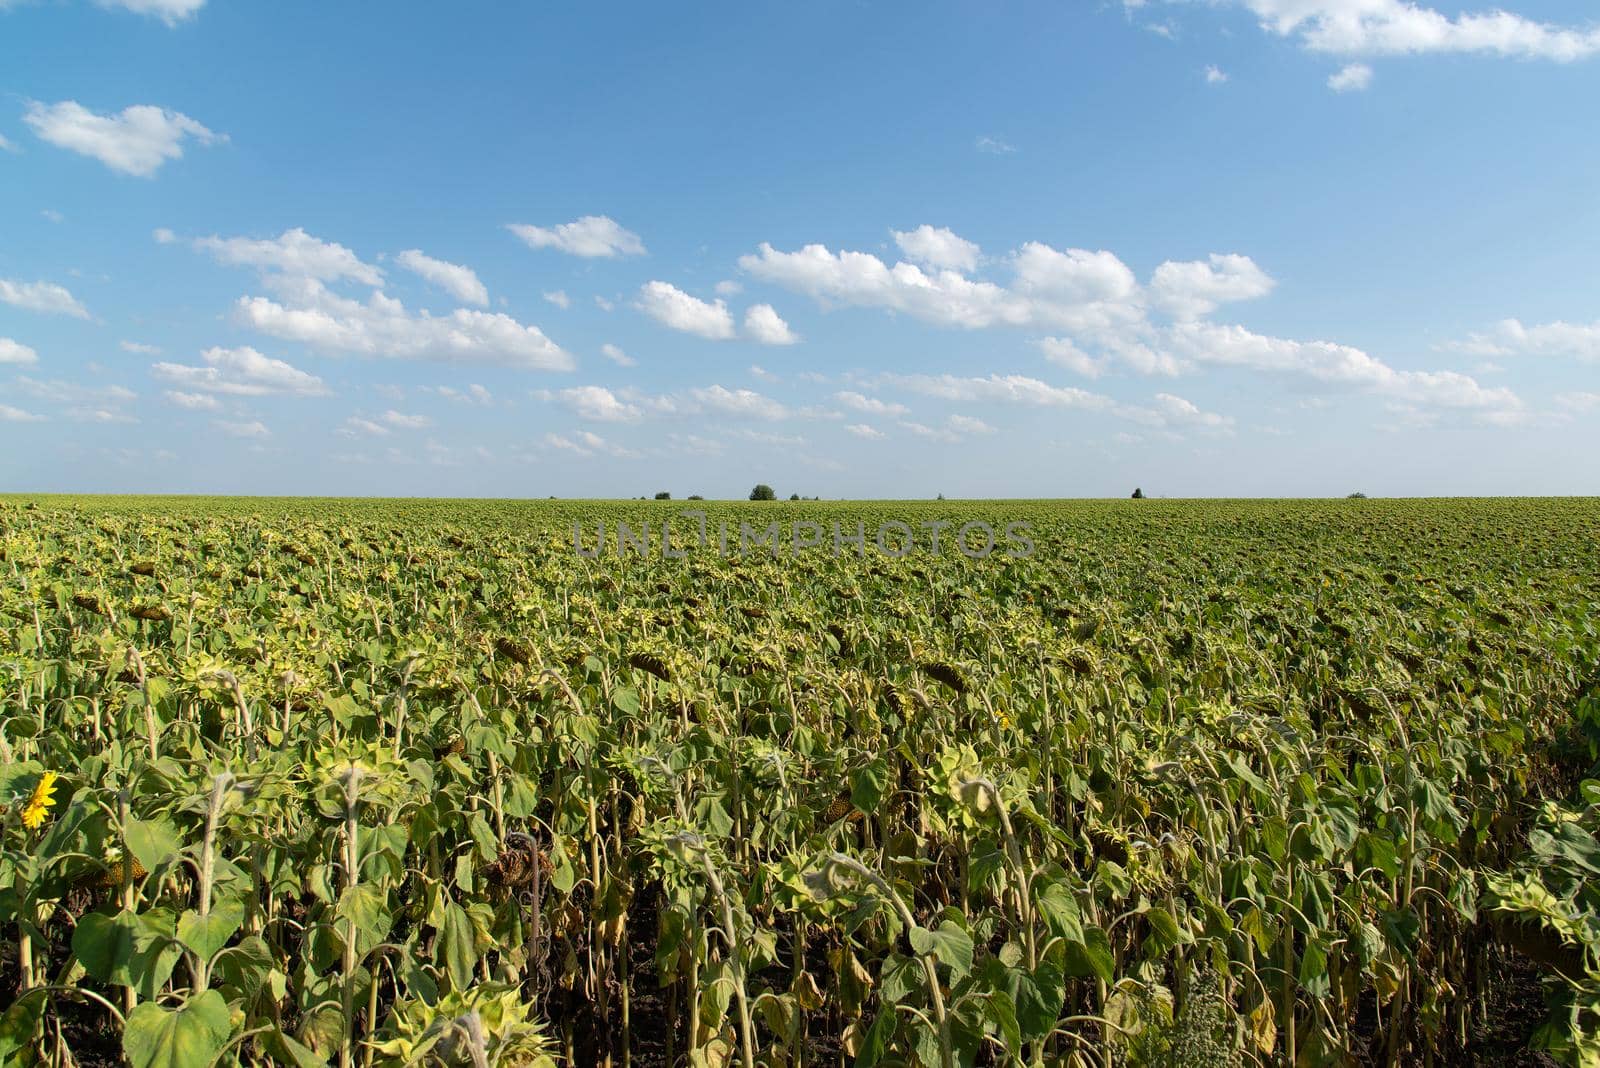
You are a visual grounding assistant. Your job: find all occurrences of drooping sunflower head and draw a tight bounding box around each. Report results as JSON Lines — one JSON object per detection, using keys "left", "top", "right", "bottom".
{"left": 21, "top": 771, "right": 60, "bottom": 831}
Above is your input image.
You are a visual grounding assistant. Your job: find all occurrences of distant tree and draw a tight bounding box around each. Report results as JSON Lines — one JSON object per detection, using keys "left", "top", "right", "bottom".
{"left": 1131, "top": 487, "right": 1145, "bottom": 499}
{"left": 1347, "top": 492, "right": 1368, "bottom": 499}
{"left": 789, "top": 493, "right": 800, "bottom": 501}
{"left": 688, "top": 494, "right": 704, "bottom": 501}
{"left": 937, "top": 493, "right": 945, "bottom": 501}
{"left": 750, "top": 484, "right": 776, "bottom": 501}
{"left": 655, "top": 491, "right": 671, "bottom": 500}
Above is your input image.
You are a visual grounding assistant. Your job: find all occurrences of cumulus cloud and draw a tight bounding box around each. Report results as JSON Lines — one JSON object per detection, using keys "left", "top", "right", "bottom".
{"left": 835, "top": 390, "right": 909, "bottom": 417}
{"left": 395, "top": 249, "right": 488, "bottom": 306}
{"left": 975, "top": 135, "right": 1016, "bottom": 154}
{"left": 152, "top": 346, "right": 328, "bottom": 396}
{"left": 507, "top": 215, "right": 645, "bottom": 258}
{"left": 1035, "top": 336, "right": 1107, "bottom": 378}
{"left": 901, "top": 414, "right": 998, "bottom": 443}
{"left": 338, "top": 416, "right": 389, "bottom": 438}
{"left": 636, "top": 281, "right": 736, "bottom": 339}
{"left": 196, "top": 228, "right": 383, "bottom": 286}
{"left": 98, "top": 0, "right": 209, "bottom": 25}
{"left": 0, "top": 278, "right": 89, "bottom": 318}
{"left": 1444, "top": 318, "right": 1600, "bottom": 363}
{"left": 1231, "top": 0, "right": 1600, "bottom": 61}
{"left": 543, "top": 290, "right": 572, "bottom": 309}
{"left": 427, "top": 383, "right": 493, "bottom": 404}
{"left": 544, "top": 429, "right": 639, "bottom": 458}
{"left": 746, "top": 228, "right": 1503, "bottom": 416}
{"left": 0, "top": 338, "right": 39, "bottom": 365}
{"left": 382, "top": 409, "right": 431, "bottom": 429}
{"left": 1555, "top": 392, "right": 1600, "bottom": 413}
{"left": 600, "top": 343, "right": 637, "bottom": 367}
{"left": 214, "top": 419, "right": 269, "bottom": 438}
{"left": 1149, "top": 253, "right": 1276, "bottom": 319}
{"left": 893, "top": 225, "right": 981, "bottom": 272}
{"left": 0, "top": 404, "right": 44, "bottom": 423}
{"left": 24, "top": 100, "right": 221, "bottom": 177}
{"left": 885, "top": 372, "right": 1114, "bottom": 411}
{"left": 1170, "top": 321, "right": 1521, "bottom": 411}
{"left": 164, "top": 390, "right": 220, "bottom": 411}
{"left": 235, "top": 278, "right": 573, "bottom": 370}
{"left": 1328, "top": 62, "right": 1374, "bottom": 90}
{"left": 743, "top": 303, "right": 800, "bottom": 345}
{"left": 1147, "top": 392, "right": 1235, "bottom": 432}
{"left": 844, "top": 423, "right": 885, "bottom": 439}
{"left": 556, "top": 385, "right": 643, "bottom": 423}
{"left": 120, "top": 340, "right": 161, "bottom": 355}
{"left": 1204, "top": 65, "right": 1230, "bottom": 83}
{"left": 689, "top": 384, "right": 788, "bottom": 420}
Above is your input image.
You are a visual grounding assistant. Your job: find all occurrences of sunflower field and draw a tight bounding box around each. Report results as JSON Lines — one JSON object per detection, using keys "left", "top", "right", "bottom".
{"left": 1, "top": 495, "right": 1598, "bottom": 1067}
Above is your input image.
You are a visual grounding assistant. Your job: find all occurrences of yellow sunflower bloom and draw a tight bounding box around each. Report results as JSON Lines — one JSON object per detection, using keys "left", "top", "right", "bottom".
{"left": 21, "top": 771, "right": 60, "bottom": 831}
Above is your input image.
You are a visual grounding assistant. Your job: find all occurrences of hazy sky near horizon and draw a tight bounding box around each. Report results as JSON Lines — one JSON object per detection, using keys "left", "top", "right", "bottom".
{"left": 2, "top": 0, "right": 1598, "bottom": 498}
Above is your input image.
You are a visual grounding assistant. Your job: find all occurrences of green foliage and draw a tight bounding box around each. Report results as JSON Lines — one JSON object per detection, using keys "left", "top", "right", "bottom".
{"left": 0, "top": 495, "right": 1597, "bottom": 1065}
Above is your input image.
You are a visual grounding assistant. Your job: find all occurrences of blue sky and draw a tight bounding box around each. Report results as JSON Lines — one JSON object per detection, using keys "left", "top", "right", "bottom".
{"left": 2, "top": 0, "right": 1597, "bottom": 498}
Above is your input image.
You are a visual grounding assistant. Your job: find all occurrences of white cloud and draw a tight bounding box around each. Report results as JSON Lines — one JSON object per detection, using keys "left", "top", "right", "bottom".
{"left": 946, "top": 414, "right": 996, "bottom": 435}
{"left": 14, "top": 377, "right": 136, "bottom": 408}
{"left": 598, "top": 348, "right": 633, "bottom": 374}
{"left": 214, "top": 419, "right": 269, "bottom": 438}
{"left": 714, "top": 280, "right": 744, "bottom": 297}
{"left": 120, "top": 340, "right": 161, "bottom": 355}
{"left": 1170, "top": 321, "right": 1520, "bottom": 411}
{"left": 844, "top": 423, "right": 885, "bottom": 439}
{"left": 835, "top": 390, "right": 909, "bottom": 417}
{"left": 152, "top": 345, "right": 328, "bottom": 396}
{"left": 382, "top": 409, "right": 431, "bottom": 429}
{"left": 507, "top": 215, "right": 645, "bottom": 258}
{"left": 235, "top": 278, "right": 573, "bottom": 370}
{"left": 544, "top": 429, "right": 639, "bottom": 458}
{"left": 901, "top": 414, "right": 996, "bottom": 443}
{"left": 886, "top": 372, "right": 1115, "bottom": 411}
{"left": 557, "top": 385, "right": 643, "bottom": 423}
{"left": 0, "top": 338, "right": 39, "bottom": 365}
{"left": 1232, "top": 0, "right": 1600, "bottom": 61}
{"left": 743, "top": 303, "right": 800, "bottom": 345}
{"left": 1204, "top": 65, "right": 1230, "bottom": 83}
{"left": 1, "top": 403, "right": 44, "bottom": 422}
{"left": 745, "top": 231, "right": 1512, "bottom": 417}
{"left": 0, "top": 278, "right": 89, "bottom": 318}
{"left": 339, "top": 416, "right": 389, "bottom": 438}
{"left": 1556, "top": 392, "right": 1600, "bottom": 413}
{"left": 153, "top": 227, "right": 176, "bottom": 244}
{"left": 427, "top": 383, "right": 493, "bottom": 405}
{"left": 395, "top": 249, "right": 488, "bottom": 306}
{"left": 1445, "top": 318, "right": 1600, "bottom": 363}
{"left": 600, "top": 343, "right": 637, "bottom": 367}
{"left": 0, "top": 133, "right": 14, "bottom": 153}
{"left": 1328, "top": 62, "right": 1374, "bottom": 90}
{"left": 1035, "top": 337, "right": 1107, "bottom": 378}
{"left": 1149, "top": 253, "right": 1275, "bottom": 319}
{"left": 543, "top": 289, "right": 572, "bottom": 309}
{"left": 893, "top": 225, "right": 981, "bottom": 273}
{"left": 97, "top": 0, "right": 208, "bottom": 26}
{"left": 24, "top": 100, "right": 220, "bottom": 177}
{"left": 164, "top": 390, "right": 220, "bottom": 411}
{"left": 636, "top": 281, "right": 736, "bottom": 339}
{"left": 69, "top": 407, "right": 137, "bottom": 424}
{"left": 975, "top": 135, "right": 1016, "bottom": 154}
{"left": 689, "top": 384, "right": 788, "bottom": 420}
{"left": 197, "top": 228, "right": 383, "bottom": 286}
{"left": 1147, "top": 392, "right": 1234, "bottom": 432}
{"left": 41, "top": 209, "right": 63, "bottom": 223}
